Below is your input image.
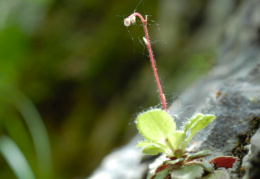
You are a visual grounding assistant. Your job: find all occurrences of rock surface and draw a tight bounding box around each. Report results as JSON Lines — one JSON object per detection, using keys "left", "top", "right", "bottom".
{"left": 90, "top": 0, "right": 260, "bottom": 178}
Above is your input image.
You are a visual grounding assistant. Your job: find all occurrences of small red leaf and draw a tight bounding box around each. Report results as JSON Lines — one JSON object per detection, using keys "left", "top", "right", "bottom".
{"left": 209, "top": 156, "right": 237, "bottom": 169}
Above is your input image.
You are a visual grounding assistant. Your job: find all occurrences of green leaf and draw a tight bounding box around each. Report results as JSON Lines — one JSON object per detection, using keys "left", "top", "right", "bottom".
{"left": 136, "top": 141, "right": 169, "bottom": 155}
{"left": 168, "top": 131, "right": 185, "bottom": 151}
{"left": 171, "top": 165, "right": 204, "bottom": 179}
{"left": 187, "top": 150, "right": 212, "bottom": 160}
{"left": 183, "top": 113, "right": 204, "bottom": 132}
{"left": 136, "top": 140, "right": 153, "bottom": 147}
{"left": 136, "top": 140, "right": 168, "bottom": 155}
{"left": 136, "top": 109, "right": 176, "bottom": 142}
{"left": 142, "top": 145, "right": 164, "bottom": 155}
{"left": 186, "top": 161, "right": 214, "bottom": 173}
{"left": 0, "top": 136, "right": 36, "bottom": 179}
{"left": 153, "top": 166, "right": 173, "bottom": 179}
{"left": 164, "top": 158, "right": 185, "bottom": 165}
{"left": 136, "top": 140, "right": 166, "bottom": 148}
{"left": 182, "top": 114, "right": 215, "bottom": 150}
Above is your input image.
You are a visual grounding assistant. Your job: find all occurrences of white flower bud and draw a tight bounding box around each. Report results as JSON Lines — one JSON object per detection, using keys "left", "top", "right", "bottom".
{"left": 124, "top": 18, "right": 131, "bottom": 27}
{"left": 130, "top": 15, "right": 136, "bottom": 24}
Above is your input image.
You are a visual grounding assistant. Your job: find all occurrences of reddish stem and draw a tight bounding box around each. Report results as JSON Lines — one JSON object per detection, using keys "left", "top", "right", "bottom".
{"left": 126, "top": 12, "right": 167, "bottom": 111}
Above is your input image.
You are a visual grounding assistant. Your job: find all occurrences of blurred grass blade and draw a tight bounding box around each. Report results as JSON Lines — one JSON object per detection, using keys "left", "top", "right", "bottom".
{"left": 0, "top": 136, "right": 36, "bottom": 179}
{"left": 0, "top": 85, "right": 53, "bottom": 178}
{"left": 1, "top": 110, "right": 37, "bottom": 173}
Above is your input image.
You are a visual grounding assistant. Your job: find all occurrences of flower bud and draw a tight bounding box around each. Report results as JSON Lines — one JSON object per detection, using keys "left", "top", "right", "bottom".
{"left": 124, "top": 18, "right": 131, "bottom": 27}
{"left": 130, "top": 15, "right": 136, "bottom": 24}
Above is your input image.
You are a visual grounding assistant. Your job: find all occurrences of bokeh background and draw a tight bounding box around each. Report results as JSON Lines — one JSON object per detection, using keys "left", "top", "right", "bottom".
{"left": 0, "top": 0, "right": 231, "bottom": 178}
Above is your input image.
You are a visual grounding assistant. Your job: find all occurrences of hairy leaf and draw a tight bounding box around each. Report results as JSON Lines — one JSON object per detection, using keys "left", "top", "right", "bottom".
{"left": 136, "top": 109, "right": 176, "bottom": 142}
{"left": 136, "top": 141, "right": 168, "bottom": 155}
{"left": 171, "top": 165, "right": 204, "bottom": 179}
{"left": 136, "top": 140, "right": 167, "bottom": 149}
{"left": 186, "top": 161, "right": 214, "bottom": 173}
{"left": 183, "top": 113, "right": 204, "bottom": 132}
{"left": 182, "top": 114, "right": 215, "bottom": 150}
{"left": 153, "top": 165, "right": 173, "bottom": 179}
{"left": 168, "top": 131, "right": 185, "bottom": 152}
{"left": 187, "top": 150, "right": 212, "bottom": 160}
{"left": 142, "top": 145, "right": 165, "bottom": 155}
{"left": 164, "top": 158, "right": 185, "bottom": 165}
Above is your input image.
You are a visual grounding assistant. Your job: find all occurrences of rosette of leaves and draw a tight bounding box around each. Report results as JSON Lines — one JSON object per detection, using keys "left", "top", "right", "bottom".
{"left": 136, "top": 109, "right": 216, "bottom": 179}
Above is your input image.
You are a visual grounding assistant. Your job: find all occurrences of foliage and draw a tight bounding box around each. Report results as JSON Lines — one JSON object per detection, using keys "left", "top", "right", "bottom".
{"left": 136, "top": 109, "right": 215, "bottom": 158}
{"left": 0, "top": 86, "right": 53, "bottom": 179}
{"left": 0, "top": 136, "right": 36, "bottom": 179}
{"left": 0, "top": 1, "right": 53, "bottom": 178}
{"left": 136, "top": 109, "right": 215, "bottom": 179}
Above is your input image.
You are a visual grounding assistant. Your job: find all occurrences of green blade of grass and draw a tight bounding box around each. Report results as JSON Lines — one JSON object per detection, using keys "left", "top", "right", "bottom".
{"left": 0, "top": 85, "right": 53, "bottom": 178}
{"left": 1, "top": 110, "right": 37, "bottom": 173}
{"left": 0, "top": 136, "right": 36, "bottom": 179}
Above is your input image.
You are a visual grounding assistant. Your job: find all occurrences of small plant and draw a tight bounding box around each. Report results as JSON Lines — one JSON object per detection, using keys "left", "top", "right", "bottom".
{"left": 124, "top": 12, "right": 236, "bottom": 179}
{"left": 136, "top": 110, "right": 215, "bottom": 158}
{"left": 136, "top": 110, "right": 216, "bottom": 178}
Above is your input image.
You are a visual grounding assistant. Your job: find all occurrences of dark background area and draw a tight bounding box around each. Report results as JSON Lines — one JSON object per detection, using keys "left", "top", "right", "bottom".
{"left": 0, "top": 0, "right": 231, "bottom": 178}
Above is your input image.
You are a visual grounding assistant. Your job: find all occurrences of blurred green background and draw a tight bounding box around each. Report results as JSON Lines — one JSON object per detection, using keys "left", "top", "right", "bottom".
{"left": 0, "top": 0, "right": 219, "bottom": 178}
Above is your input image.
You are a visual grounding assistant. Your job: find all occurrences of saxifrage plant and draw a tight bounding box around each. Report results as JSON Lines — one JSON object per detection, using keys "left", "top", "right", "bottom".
{"left": 136, "top": 109, "right": 216, "bottom": 179}
{"left": 124, "top": 12, "right": 237, "bottom": 179}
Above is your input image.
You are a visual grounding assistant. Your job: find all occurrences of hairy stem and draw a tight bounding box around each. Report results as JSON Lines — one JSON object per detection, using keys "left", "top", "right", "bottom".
{"left": 124, "top": 12, "right": 167, "bottom": 111}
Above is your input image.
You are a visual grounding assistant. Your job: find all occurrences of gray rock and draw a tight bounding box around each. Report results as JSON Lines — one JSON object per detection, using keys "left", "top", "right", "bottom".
{"left": 242, "top": 128, "right": 260, "bottom": 179}
{"left": 89, "top": 135, "right": 148, "bottom": 179}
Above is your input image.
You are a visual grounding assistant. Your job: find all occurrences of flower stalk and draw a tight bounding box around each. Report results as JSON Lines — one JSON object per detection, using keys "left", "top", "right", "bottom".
{"left": 124, "top": 13, "right": 167, "bottom": 111}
